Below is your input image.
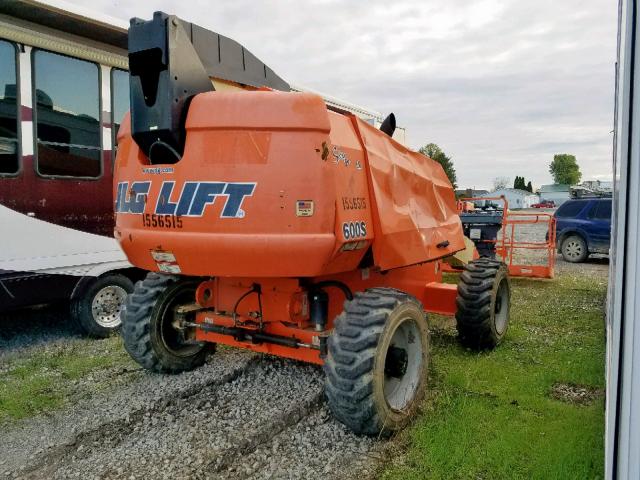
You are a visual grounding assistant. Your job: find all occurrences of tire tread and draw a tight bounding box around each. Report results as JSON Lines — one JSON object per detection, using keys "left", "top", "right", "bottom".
{"left": 455, "top": 258, "right": 510, "bottom": 349}
{"left": 121, "top": 273, "right": 209, "bottom": 374}
{"left": 324, "top": 289, "right": 421, "bottom": 436}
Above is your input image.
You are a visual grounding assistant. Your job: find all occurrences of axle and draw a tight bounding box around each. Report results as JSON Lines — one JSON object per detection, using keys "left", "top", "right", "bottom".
{"left": 183, "top": 321, "right": 316, "bottom": 350}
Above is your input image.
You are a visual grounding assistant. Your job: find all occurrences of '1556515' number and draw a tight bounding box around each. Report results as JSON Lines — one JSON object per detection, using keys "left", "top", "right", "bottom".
{"left": 142, "top": 214, "right": 183, "bottom": 229}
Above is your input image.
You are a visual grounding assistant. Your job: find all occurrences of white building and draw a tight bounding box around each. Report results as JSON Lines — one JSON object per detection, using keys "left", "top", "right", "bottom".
{"left": 478, "top": 188, "right": 539, "bottom": 209}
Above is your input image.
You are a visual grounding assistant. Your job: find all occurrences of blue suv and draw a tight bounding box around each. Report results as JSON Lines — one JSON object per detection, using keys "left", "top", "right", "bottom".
{"left": 554, "top": 197, "right": 612, "bottom": 263}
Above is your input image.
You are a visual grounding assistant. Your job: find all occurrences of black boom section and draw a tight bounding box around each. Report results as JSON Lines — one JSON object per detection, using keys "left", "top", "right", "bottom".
{"left": 128, "top": 11, "right": 289, "bottom": 164}
{"left": 128, "top": 13, "right": 213, "bottom": 164}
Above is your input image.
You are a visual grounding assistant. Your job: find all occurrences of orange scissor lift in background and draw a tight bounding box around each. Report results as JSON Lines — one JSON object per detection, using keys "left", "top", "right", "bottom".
{"left": 450, "top": 196, "right": 556, "bottom": 279}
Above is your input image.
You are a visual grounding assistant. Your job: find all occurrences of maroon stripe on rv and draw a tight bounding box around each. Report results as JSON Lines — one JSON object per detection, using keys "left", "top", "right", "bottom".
{"left": 20, "top": 106, "right": 32, "bottom": 122}
{"left": 0, "top": 153, "right": 116, "bottom": 237}
{"left": 103, "top": 150, "right": 114, "bottom": 177}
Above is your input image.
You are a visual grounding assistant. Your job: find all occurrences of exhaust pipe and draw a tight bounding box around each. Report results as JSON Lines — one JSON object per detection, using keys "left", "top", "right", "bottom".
{"left": 380, "top": 113, "right": 396, "bottom": 137}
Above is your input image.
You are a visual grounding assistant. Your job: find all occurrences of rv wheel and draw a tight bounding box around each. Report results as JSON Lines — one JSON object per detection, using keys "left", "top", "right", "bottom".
{"left": 71, "top": 274, "right": 134, "bottom": 338}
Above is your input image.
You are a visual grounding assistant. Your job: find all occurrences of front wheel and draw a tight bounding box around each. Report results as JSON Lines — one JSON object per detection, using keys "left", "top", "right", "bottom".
{"left": 324, "top": 288, "right": 430, "bottom": 436}
{"left": 122, "top": 273, "right": 212, "bottom": 373}
{"left": 456, "top": 258, "right": 511, "bottom": 349}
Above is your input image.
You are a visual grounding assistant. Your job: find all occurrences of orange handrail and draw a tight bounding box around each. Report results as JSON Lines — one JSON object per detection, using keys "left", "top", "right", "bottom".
{"left": 455, "top": 196, "right": 556, "bottom": 279}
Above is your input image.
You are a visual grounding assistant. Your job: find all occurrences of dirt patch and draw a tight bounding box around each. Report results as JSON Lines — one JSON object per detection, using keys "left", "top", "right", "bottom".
{"left": 550, "top": 382, "right": 604, "bottom": 406}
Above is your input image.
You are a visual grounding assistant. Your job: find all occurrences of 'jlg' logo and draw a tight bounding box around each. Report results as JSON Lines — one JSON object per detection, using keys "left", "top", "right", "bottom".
{"left": 115, "top": 181, "right": 256, "bottom": 218}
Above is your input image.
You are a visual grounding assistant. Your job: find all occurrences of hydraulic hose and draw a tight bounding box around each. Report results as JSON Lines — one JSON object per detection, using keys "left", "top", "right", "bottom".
{"left": 311, "top": 280, "right": 353, "bottom": 301}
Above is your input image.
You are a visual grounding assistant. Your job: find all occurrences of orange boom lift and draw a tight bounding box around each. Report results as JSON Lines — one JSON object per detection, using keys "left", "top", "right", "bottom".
{"left": 115, "top": 12, "right": 511, "bottom": 435}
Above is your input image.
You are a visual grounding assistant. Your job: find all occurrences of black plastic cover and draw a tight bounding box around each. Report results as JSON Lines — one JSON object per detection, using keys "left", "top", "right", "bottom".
{"left": 127, "top": 12, "right": 290, "bottom": 164}
{"left": 128, "top": 12, "right": 214, "bottom": 163}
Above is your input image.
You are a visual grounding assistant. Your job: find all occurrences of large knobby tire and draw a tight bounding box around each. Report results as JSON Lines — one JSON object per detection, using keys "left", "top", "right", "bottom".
{"left": 122, "top": 273, "right": 212, "bottom": 373}
{"left": 71, "top": 274, "right": 134, "bottom": 338}
{"left": 561, "top": 234, "right": 588, "bottom": 263}
{"left": 324, "top": 288, "right": 430, "bottom": 436}
{"left": 456, "top": 258, "right": 511, "bottom": 349}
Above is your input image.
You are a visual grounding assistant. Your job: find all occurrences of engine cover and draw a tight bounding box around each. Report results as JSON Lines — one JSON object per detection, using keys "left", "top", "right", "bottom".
{"left": 114, "top": 90, "right": 464, "bottom": 277}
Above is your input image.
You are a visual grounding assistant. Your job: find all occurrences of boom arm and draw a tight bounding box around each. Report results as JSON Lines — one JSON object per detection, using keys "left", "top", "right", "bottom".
{"left": 127, "top": 11, "right": 289, "bottom": 164}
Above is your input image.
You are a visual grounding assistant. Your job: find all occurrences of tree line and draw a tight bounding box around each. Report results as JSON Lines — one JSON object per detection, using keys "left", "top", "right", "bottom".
{"left": 417, "top": 143, "right": 582, "bottom": 193}
{"left": 513, "top": 176, "right": 533, "bottom": 192}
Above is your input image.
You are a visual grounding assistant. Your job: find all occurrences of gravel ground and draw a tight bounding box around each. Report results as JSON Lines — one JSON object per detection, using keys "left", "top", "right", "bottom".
{"left": 0, "top": 211, "right": 609, "bottom": 479}
{"left": 0, "top": 347, "right": 385, "bottom": 480}
{"left": 0, "top": 304, "right": 79, "bottom": 361}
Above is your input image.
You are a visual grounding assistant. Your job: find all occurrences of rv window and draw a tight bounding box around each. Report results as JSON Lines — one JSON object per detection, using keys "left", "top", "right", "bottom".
{"left": 111, "top": 68, "right": 129, "bottom": 150}
{"left": 33, "top": 50, "right": 101, "bottom": 178}
{"left": 0, "top": 40, "right": 18, "bottom": 175}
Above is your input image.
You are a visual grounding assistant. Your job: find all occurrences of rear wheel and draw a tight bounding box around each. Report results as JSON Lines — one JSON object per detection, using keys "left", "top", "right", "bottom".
{"left": 561, "top": 234, "right": 588, "bottom": 263}
{"left": 456, "top": 258, "right": 510, "bottom": 349}
{"left": 122, "top": 273, "right": 212, "bottom": 373}
{"left": 324, "top": 288, "right": 430, "bottom": 436}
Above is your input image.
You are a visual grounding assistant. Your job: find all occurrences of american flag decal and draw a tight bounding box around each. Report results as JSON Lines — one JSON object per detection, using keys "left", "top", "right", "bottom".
{"left": 296, "top": 200, "right": 314, "bottom": 217}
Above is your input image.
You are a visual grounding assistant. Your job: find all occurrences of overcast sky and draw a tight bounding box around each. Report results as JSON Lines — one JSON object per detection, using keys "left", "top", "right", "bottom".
{"left": 68, "top": 0, "right": 617, "bottom": 190}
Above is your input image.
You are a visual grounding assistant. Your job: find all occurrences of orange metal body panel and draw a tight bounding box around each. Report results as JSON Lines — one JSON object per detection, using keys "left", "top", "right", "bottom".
{"left": 352, "top": 117, "right": 465, "bottom": 270}
{"left": 191, "top": 264, "right": 450, "bottom": 323}
{"left": 197, "top": 328, "right": 324, "bottom": 365}
{"left": 193, "top": 277, "right": 322, "bottom": 363}
{"left": 422, "top": 282, "right": 459, "bottom": 316}
{"left": 113, "top": 90, "right": 467, "bottom": 364}
{"left": 115, "top": 90, "right": 463, "bottom": 278}
{"left": 189, "top": 262, "right": 452, "bottom": 365}
{"left": 325, "top": 263, "right": 445, "bottom": 317}
{"left": 115, "top": 92, "right": 342, "bottom": 277}
{"left": 196, "top": 313, "right": 324, "bottom": 364}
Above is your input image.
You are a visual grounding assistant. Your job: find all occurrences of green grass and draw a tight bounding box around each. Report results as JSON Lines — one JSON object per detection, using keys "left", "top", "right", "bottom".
{"left": 382, "top": 271, "right": 607, "bottom": 480}
{"left": 0, "top": 270, "right": 607, "bottom": 478}
{"left": 0, "top": 336, "right": 132, "bottom": 422}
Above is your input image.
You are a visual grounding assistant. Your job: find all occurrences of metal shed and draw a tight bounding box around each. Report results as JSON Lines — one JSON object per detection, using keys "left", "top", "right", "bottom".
{"left": 606, "top": 0, "right": 640, "bottom": 478}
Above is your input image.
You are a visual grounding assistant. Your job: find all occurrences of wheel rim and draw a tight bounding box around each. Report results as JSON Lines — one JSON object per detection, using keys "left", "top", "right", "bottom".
{"left": 564, "top": 240, "right": 583, "bottom": 260}
{"left": 494, "top": 279, "right": 509, "bottom": 335}
{"left": 157, "top": 285, "right": 204, "bottom": 357}
{"left": 91, "top": 285, "right": 128, "bottom": 328}
{"left": 383, "top": 316, "right": 423, "bottom": 411}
